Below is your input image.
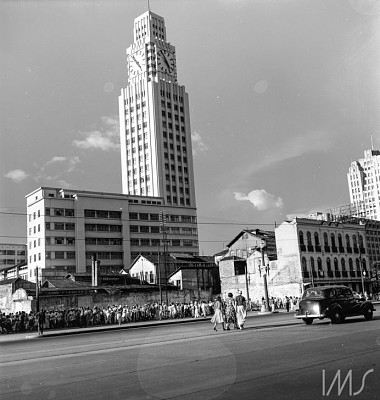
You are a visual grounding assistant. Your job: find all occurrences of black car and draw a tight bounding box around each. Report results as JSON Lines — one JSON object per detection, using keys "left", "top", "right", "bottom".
{"left": 295, "top": 285, "right": 375, "bottom": 325}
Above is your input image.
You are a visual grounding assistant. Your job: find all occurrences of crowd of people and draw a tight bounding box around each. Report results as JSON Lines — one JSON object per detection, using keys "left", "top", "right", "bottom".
{"left": 0, "top": 300, "right": 215, "bottom": 335}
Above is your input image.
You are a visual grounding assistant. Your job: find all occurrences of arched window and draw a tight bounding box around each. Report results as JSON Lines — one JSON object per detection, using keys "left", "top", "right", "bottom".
{"left": 345, "top": 234, "right": 351, "bottom": 249}
{"left": 310, "top": 257, "right": 315, "bottom": 270}
{"left": 362, "top": 259, "right": 367, "bottom": 271}
{"left": 358, "top": 235, "right": 364, "bottom": 248}
{"left": 334, "top": 257, "right": 339, "bottom": 270}
{"left": 338, "top": 234, "right": 343, "bottom": 248}
{"left": 307, "top": 231, "right": 312, "bottom": 246}
{"left": 301, "top": 257, "right": 307, "bottom": 270}
{"left": 349, "top": 258, "right": 354, "bottom": 271}
{"left": 323, "top": 232, "right": 329, "bottom": 247}
{"left": 299, "top": 231, "right": 304, "bottom": 245}
{"left": 353, "top": 235, "right": 357, "bottom": 248}
{"left": 356, "top": 258, "right": 360, "bottom": 271}
{"left": 341, "top": 258, "right": 346, "bottom": 271}
{"left": 314, "top": 232, "right": 320, "bottom": 246}
{"left": 317, "top": 257, "right": 322, "bottom": 270}
{"left": 327, "top": 257, "right": 331, "bottom": 271}
{"left": 331, "top": 233, "right": 336, "bottom": 248}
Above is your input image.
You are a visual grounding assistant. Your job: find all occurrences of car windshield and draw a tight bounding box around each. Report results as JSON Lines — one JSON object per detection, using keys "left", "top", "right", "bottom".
{"left": 302, "top": 288, "right": 326, "bottom": 299}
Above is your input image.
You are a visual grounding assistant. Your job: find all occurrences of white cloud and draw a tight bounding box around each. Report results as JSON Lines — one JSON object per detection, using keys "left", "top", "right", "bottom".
{"left": 4, "top": 169, "right": 28, "bottom": 183}
{"left": 73, "top": 116, "right": 120, "bottom": 151}
{"left": 191, "top": 131, "right": 208, "bottom": 155}
{"left": 234, "top": 189, "right": 284, "bottom": 211}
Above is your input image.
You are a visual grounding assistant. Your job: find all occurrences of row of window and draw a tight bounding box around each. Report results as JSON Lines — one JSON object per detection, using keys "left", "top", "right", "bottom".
{"left": 0, "top": 250, "right": 25, "bottom": 256}
{"left": 85, "top": 224, "right": 122, "bottom": 232}
{"left": 128, "top": 213, "right": 196, "bottom": 223}
{"left": 46, "top": 222, "right": 75, "bottom": 231}
{"left": 299, "top": 231, "right": 364, "bottom": 250}
{"left": 130, "top": 238, "right": 198, "bottom": 247}
{"left": 161, "top": 101, "right": 184, "bottom": 113}
{"left": 85, "top": 252, "right": 123, "bottom": 260}
{"left": 129, "top": 225, "right": 197, "bottom": 235}
{"left": 301, "top": 256, "right": 367, "bottom": 271}
{"left": 0, "top": 259, "right": 26, "bottom": 265}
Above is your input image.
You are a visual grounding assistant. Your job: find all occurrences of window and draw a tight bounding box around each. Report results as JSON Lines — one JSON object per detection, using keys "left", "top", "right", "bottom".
{"left": 55, "top": 251, "right": 65, "bottom": 259}
{"left": 54, "top": 223, "right": 64, "bottom": 230}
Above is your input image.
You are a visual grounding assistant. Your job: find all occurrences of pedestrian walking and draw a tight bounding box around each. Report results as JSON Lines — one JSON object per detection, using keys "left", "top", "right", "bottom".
{"left": 234, "top": 290, "right": 246, "bottom": 330}
{"left": 211, "top": 296, "right": 225, "bottom": 331}
{"left": 224, "top": 293, "right": 237, "bottom": 330}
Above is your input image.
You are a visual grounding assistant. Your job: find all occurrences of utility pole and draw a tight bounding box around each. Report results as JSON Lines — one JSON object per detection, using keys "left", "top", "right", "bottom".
{"left": 160, "top": 211, "right": 169, "bottom": 304}
{"left": 259, "top": 240, "right": 270, "bottom": 313}
{"left": 35, "top": 267, "right": 40, "bottom": 313}
{"left": 157, "top": 244, "right": 162, "bottom": 303}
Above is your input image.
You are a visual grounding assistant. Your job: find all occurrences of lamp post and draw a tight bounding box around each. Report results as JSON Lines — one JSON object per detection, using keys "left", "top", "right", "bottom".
{"left": 259, "top": 240, "right": 271, "bottom": 313}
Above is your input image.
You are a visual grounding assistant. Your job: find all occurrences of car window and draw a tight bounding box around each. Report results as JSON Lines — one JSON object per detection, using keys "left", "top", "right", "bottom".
{"left": 303, "top": 289, "right": 325, "bottom": 299}
{"left": 343, "top": 288, "right": 353, "bottom": 298}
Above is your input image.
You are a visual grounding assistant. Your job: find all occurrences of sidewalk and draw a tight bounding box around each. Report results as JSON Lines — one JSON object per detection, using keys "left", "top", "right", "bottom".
{"left": 0, "top": 309, "right": 292, "bottom": 342}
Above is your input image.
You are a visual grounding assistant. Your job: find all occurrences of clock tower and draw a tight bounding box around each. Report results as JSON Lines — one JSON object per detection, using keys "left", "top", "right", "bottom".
{"left": 119, "top": 10, "right": 196, "bottom": 209}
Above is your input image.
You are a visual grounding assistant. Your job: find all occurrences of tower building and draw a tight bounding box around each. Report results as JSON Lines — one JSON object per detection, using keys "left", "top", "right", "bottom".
{"left": 348, "top": 149, "right": 380, "bottom": 220}
{"left": 119, "top": 11, "right": 196, "bottom": 208}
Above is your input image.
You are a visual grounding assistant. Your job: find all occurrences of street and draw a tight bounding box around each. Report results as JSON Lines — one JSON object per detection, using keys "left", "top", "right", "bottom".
{"left": 1, "top": 311, "right": 380, "bottom": 400}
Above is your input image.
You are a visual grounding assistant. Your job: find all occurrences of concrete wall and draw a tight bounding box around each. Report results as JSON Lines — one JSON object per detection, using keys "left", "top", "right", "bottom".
{"left": 2, "top": 288, "right": 214, "bottom": 313}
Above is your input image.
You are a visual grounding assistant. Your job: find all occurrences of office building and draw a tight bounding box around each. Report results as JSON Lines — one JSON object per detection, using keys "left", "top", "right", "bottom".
{"left": 119, "top": 10, "right": 196, "bottom": 208}
{"left": 348, "top": 149, "right": 380, "bottom": 220}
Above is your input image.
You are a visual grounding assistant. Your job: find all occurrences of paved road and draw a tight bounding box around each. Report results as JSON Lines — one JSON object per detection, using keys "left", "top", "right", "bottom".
{"left": 1, "top": 311, "right": 380, "bottom": 400}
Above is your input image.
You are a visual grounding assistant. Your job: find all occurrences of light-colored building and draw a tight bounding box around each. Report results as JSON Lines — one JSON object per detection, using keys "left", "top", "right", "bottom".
{"left": 119, "top": 10, "right": 196, "bottom": 209}
{"left": 348, "top": 149, "right": 380, "bottom": 220}
{"left": 26, "top": 187, "right": 198, "bottom": 283}
{"left": 128, "top": 253, "right": 218, "bottom": 292}
{"left": 218, "top": 230, "right": 279, "bottom": 302}
{"left": 0, "top": 243, "right": 27, "bottom": 280}
{"left": 275, "top": 217, "right": 370, "bottom": 295}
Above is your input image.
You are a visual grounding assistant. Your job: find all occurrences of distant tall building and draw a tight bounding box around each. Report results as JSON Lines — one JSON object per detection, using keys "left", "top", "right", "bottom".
{"left": 347, "top": 149, "right": 380, "bottom": 220}
{"left": 119, "top": 10, "right": 196, "bottom": 208}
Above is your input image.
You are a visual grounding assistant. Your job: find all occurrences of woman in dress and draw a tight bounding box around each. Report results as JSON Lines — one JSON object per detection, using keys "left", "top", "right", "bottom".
{"left": 211, "top": 296, "right": 225, "bottom": 331}
{"left": 224, "top": 292, "right": 237, "bottom": 330}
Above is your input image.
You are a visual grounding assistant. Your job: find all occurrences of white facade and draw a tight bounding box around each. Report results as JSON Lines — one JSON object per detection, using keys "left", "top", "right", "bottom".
{"left": 26, "top": 187, "right": 198, "bottom": 283}
{"left": 119, "top": 11, "right": 196, "bottom": 208}
{"left": 348, "top": 149, "right": 380, "bottom": 220}
{"left": 275, "top": 218, "right": 370, "bottom": 293}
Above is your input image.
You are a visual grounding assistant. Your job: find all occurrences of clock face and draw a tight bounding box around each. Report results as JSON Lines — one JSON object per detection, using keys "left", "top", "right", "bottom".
{"left": 157, "top": 50, "right": 175, "bottom": 73}
{"left": 128, "top": 50, "right": 146, "bottom": 76}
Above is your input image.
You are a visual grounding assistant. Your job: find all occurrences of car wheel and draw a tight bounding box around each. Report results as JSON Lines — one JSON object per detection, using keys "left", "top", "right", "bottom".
{"left": 331, "top": 309, "right": 344, "bottom": 324}
{"left": 364, "top": 307, "right": 373, "bottom": 321}
{"left": 302, "top": 318, "right": 314, "bottom": 325}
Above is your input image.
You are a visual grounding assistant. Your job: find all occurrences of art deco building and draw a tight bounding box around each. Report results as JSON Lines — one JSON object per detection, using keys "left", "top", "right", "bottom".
{"left": 348, "top": 149, "right": 380, "bottom": 220}
{"left": 119, "top": 10, "right": 196, "bottom": 208}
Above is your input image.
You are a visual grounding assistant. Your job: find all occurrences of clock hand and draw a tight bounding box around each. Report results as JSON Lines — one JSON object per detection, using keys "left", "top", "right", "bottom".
{"left": 131, "top": 55, "right": 142, "bottom": 70}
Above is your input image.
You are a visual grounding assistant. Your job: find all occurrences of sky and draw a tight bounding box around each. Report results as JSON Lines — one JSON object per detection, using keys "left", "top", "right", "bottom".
{"left": 1, "top": 0, "right": 380, "bottom": 256}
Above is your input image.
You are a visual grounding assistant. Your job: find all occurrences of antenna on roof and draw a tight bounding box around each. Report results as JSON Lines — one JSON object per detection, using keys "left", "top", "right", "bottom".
{"left": 147, "top": 0, "right": 151, "bottom": 11}
{"left": 371, "top": 133, "right": 374, "bottom": 150}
